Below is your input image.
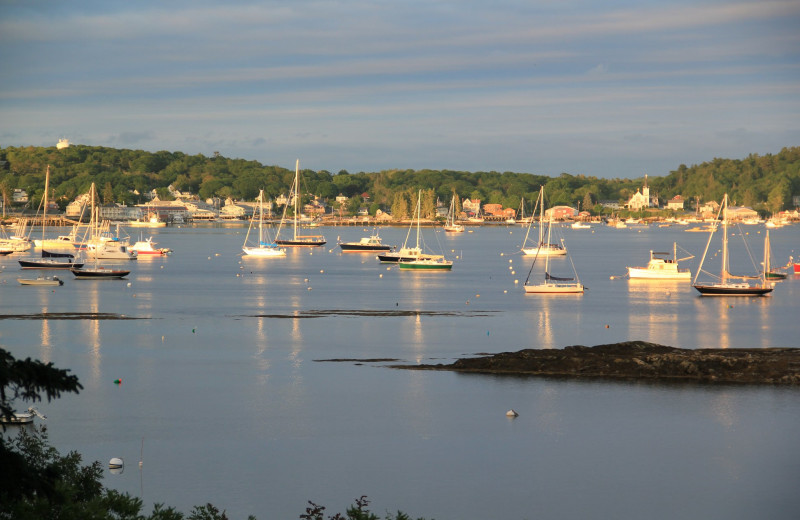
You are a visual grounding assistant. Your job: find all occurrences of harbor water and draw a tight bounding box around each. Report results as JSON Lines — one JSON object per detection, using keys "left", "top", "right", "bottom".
{"left": 2, "top": 222, "right": 799, "bottom": 519}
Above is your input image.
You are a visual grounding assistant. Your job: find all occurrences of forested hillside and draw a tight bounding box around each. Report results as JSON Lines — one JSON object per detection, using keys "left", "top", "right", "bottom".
{"left": 1, "top": 145, "right": 798, "bottom": 214}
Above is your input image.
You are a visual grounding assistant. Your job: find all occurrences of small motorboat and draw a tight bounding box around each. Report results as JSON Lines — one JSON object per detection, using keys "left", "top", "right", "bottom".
{"left": 339, "top": 233, "right": 394, "bottom": 253}
{"left": 1, "top": 406, "right": 47, "bottom": 425}
{"left": 17, "top": 275, "right": 64, "bottom": 286}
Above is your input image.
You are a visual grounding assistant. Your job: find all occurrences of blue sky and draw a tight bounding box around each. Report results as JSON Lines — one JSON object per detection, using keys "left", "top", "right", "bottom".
{"left": 1, "top": 0, "right": 798, "bottom": 178}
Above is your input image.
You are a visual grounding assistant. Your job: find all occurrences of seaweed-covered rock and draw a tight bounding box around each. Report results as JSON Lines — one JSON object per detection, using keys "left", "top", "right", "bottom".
{"left": 395, "top": 341, "right": 800, "bottom": 384}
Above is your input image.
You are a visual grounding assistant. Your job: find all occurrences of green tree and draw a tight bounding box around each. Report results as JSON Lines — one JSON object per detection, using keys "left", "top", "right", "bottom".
{"left": 102, "top": 182, "right": 114, "bottom": 204}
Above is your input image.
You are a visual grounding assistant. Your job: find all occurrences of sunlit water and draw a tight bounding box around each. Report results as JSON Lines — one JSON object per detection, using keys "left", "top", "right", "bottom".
{"left": 2, "top": 223, "right": 799, "bottom": 519}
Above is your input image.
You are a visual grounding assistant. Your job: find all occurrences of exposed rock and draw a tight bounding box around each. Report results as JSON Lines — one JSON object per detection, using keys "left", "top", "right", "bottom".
{"left": 392, "top": 341, "right": 800, "bottom": 384}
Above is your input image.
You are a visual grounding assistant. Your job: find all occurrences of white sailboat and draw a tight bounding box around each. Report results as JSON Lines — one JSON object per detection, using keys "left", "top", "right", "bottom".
{"left": 523, "top": 191, "right": 583, "bottom": 294}
{"left": 274, "top": 159, "right": 326, "bottom": 247}
{"left": 443, "top": 194, "right": 464, "bottom": 233}
{"left": 692, "top": 194, "right": 772, "bottom": 296}
{"left": 243, "top": 190, "right": 286, "bottom": 257}
{"left": 398, "top": 191, "right": 453, "bottom": 271}
{"left": 521, "top": 186, "right": 566, "bottom": 256}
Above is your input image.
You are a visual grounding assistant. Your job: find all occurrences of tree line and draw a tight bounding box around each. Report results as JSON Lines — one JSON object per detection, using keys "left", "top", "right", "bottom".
{"left": 1, "top": 145, "right": 798, "bottom": 216}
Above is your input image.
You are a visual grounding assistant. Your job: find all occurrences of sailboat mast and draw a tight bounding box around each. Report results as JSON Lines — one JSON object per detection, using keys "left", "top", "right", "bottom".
{"left": 415, "top": 191, "right": 421, "bottom": 249}
{"left": 258, "top": 190, "right": 264, "bottom": 244}
{"left": 42, "top": 165, "right": 50, "bottom": 244}
{"left": 538, "top": 186, "right": 545, "bottom": 246}
{"left": 544, "top": 210, "right": 553, "bottom": 278}
{"left": 764, "top": 230, "right": 770, "bottom": 278}
{"left": 293, "top": 159, "right": 299, "bottom": 240}
{"left": 721, "top": 194, "right": 728, "bottom": 283}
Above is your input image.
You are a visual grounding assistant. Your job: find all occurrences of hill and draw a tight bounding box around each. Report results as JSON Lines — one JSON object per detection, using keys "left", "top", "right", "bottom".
{"left": 1, "top": 145, "right": 798, "bottom": 215}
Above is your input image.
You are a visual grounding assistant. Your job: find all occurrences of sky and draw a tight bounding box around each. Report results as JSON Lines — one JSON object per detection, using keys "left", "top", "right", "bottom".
{"left": 0, "top": 0, "right": 798, "bottom": 179}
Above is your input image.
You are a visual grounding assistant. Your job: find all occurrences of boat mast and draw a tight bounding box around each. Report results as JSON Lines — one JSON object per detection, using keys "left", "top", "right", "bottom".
{"left": 544, "top": 209, "right": 553, "bottom": 280}
{"left": 415, "top": 190, "right": 421, "bottom": 249}
{"left": 42, "top": 165, "right": 50, "bottom": 250}
{"left": 538, "top": 186, "right": 545, "bottom": 247}
{"left": 293, "top": 159, "right": 299, "bottom": 241}
{"left": 721, "top": 194, "right": 728, "bottom": 283}
{"left": 258, "top": 190, "right": 264, "bottom": 245}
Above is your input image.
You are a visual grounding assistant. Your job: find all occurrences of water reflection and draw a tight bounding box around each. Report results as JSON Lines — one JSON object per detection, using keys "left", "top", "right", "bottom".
{"left": 39, "top": 306, "right": 52, "bottom": 359}
{"left": 81, "top": 283, "right": 102, "bottom": 385}
{"left": 627, "top": 280, "right": 687, "bottom": 345}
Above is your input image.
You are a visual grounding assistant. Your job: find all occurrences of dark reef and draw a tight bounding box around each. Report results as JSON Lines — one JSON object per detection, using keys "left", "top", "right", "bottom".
{"left": 392, "top": 341, "right": 800, "bottom": 384}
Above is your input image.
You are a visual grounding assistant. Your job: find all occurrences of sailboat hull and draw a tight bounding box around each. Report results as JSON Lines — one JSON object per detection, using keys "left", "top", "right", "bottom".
{"left": 524, "top": 282, "right": 584, "bottom": 294}
{"left": 71, "top": 267, "right": 130, "bottom": 279}
{"left": 19, "top": 259, "right": 84, "bottom": 269}
{"left": 692, "top": 284, "right": 773, "bottom": 296}
{"left": 274, "top": 237, "right": 326, "bottom": 247}
{"left": 242, "top": 246, "right": 286, "bottom": 257}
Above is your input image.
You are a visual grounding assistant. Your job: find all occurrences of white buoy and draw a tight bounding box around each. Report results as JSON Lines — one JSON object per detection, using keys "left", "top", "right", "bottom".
{"left": 127, "top": 282, "right": 131, "bottom": 287}
{"left": 506, "top": 409, "right": 519, "bottom": 417}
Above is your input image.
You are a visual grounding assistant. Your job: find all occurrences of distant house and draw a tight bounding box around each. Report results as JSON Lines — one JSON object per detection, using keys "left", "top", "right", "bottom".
{"left": 12, "top": 188, "right": 28, "bottom": 203}
{"left": 335, "top": 193, "right": 348, "bottom": 205}
{"left": 482, "top": 203, "right": 503, "bottom": 217}
{"left": 546, "top": 206, "right": 577, "bottom": 220}
{"left": 727, "top": 206, "right": 758, "bottom": 221}
{"left": 599, "top": 200, "right": 621, "bottom": 210}
{"left": 699, "top": 201, "right": 719, "bottom": 218}
{"left": 667, "top": 195, "right": 684, "bottom": 211}
{"left": 98, "top": 203, "right": 140, "bottom": 221}
{"left": 462, "top": 198, "right": 481, "bottom": 215}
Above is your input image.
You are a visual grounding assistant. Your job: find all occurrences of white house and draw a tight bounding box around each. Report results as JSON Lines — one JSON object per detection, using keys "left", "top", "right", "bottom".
{"left": 666, "top": 195, "right": 684, "bottom": 211}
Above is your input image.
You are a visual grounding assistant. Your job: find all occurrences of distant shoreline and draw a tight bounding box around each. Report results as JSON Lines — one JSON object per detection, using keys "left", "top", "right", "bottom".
{"left": 391, "top": 341, "right": 800, "bottom": 385}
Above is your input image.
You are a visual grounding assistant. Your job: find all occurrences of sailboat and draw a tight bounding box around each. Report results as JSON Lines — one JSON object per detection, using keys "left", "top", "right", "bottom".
{"left": 523, "top": 189, "right": 583, "bottom": 294}
{"left": 0, "top": 218, "right": 33, "bottom": 253}
{"left": 692, "top": 194, "right": 772, "bottom": 296}
{"left": 521, "top": 186, "right": 566, "bottom": 256}
{"left": 70, "top": 183, "right": 130, "bottom": 279}
{"left": 763, "top": 229, "right": 786, "bottom": 280}
{"left": 242, "top": 190, "right": 286, "bottom": 257}
{"left": 18, "top": 166, "right": 84, "bottom": 270}
{"left": 627, "top": 242, "right": 693, "bottom": 280}
{"left": 398, "top": 191, "right": 453, "bottom": 271}
{"left": 274, "top": 159, "right": 326, "bottom": 247}
{"left": 443, "top": 194, "right": 464, "bottom": 233}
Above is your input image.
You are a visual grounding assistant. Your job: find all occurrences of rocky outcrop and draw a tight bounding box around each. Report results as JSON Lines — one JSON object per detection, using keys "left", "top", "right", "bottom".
{"left": 394, "top": 341, "right": 800, "bottom": 384}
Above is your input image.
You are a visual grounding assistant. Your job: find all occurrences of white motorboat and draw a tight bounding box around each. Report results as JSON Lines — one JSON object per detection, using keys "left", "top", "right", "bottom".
{"left": 627, "top": 243, "right": 693, "bottom": 280}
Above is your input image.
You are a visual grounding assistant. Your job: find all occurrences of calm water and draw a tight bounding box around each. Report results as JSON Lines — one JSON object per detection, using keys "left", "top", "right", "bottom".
{"left": 2, "top": 223, "right": 799, "bottom": 519}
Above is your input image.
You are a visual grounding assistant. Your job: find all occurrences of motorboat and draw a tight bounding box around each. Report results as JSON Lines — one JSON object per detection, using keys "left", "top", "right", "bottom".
{"left": 627, "top": 243, "right": 693, "bottom": 280}
{"left": 339, "top": 233, "right": 394, "bottom": 253}
{"left": 377, "top": 246, "right": 422, "bottom": 263}
{"left": 1, "top": 406, "right": 46, "bottom": 425}
{"left": 17, "top": 275, "right": 64, "bottom": 286}
{"left": 131, "top": 237, "right": 173, "bottom": 256}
